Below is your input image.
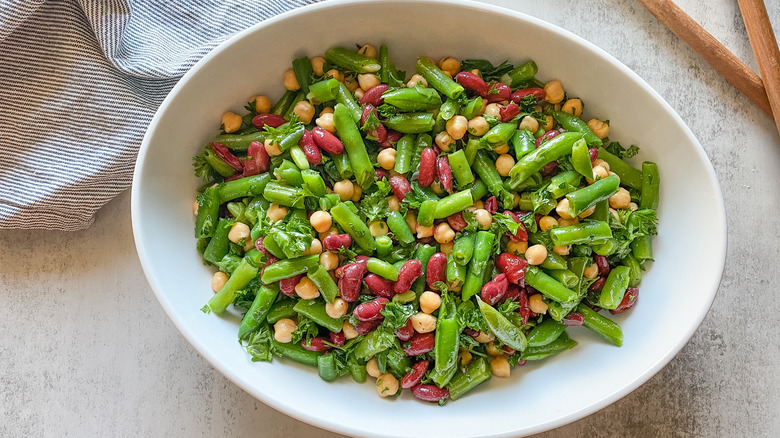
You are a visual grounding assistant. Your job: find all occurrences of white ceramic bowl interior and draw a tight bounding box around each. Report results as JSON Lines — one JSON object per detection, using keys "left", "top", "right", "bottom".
{"left": 132, "top": 1, "right": 726, "bottom": 436}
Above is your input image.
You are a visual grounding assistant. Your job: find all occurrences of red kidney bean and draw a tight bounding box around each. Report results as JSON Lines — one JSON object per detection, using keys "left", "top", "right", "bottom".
{"left": 254, "top": 236, "right": 269, "bottom": 255}
{"left": 242, "top": 150, "right": 260, "bottom": 176}
{"left": 251, "top": 113, "right": 286, "bottom": 130}
{"left": 562, "top": 312, "right": 585, "bottom": 326}
{"left": 503, "top": 210, "right": 528, "bottom": 242}
{"left": 394, "top": 259, "right": 423, "bottom": 293}
{"left": 454, "top": 71, "right": 488, "bottom": 97}
{"left": 589, "top": 277, "right": 607, "bottom": 293}
{"left": 389, "top": 175, "right": 412, "bottom": 201}
{"left": 540, "top": 161, "right": 559, "bottom": 177}
{"left": 426, "top": 252, "right": 447, "bottom": 289}
{"left": 500, "top": 345, "right": 516, "bottom": 356}
{"left": 436, "top": 156, "right": 453, "bottom": 193}
{"left": 496, "top": 253, "right": 529, "bottom": 284}
{"left": 396, "top": 319, "right": 414, "bottom": 341}
{"left": 417, "top": 236, "right": 435, "bottom": 245}
{"left": 246, "top": 140, "right": 270, "bottom": 174}
{"left": 403, "top": 332, "right": 435, "bottom": 356}
{"left": 418, "top": 148, "right": 437, "bottom": 187}
{"left": 583, "top": 301, "right": 603, "bottom": 313}
{"left": 355, "top": 319, "right": 381, "bottom": 335}
{"left": 411, "top": 384, "right": 450, "bottom": 402}
{"left": 503, "top": 284, "right": 523, "bottom": 303}
{"left": 594, "top": 255, "right": 610, "bottom": 276}
{"left": 610, "top": 287, "right": 639, "bottom": 315}
{"left": 511, "top": 88, "right": 545, "bottom": 103}
{"left": 298, "top": 130, "right": 322, "bottom": 165}
{"left": 515, "top": 359, "right": 528, "bottom": 367}
{"left": 446, "top": 212, "right": 467, "bottom": 232}
{"left": 535, "top": 130, "right": 561, "bottom": 148}
{"left": 483, "top": 196, "right": 497, "bottom": 214}
{"left": 359, "top": 84, "right": 389, "bottom": 107}
{"left": 517, "top": 286, "right": 531, "bottom": 325}
{"left": 210, "top": 142, "right": 243, "bottom": 172}
{"left": 260, "top": 255, "right": 279, "bottom": 286}
{"left": 338, "top": 262, "right": 366, "bottom": 302}
{"left": 329, "top": 331, "right": 346, "bottom": 346}
{"left": 487, "top": 83, "right": 511, "bottom": 103}
{"left": 224, "top": 172, "right": 239, "bottom": 181}
{"left": 375, "top": 168, "right": 388, "bottom": 180}
{"left": 381, "top": 129, "right": 404, "bottom": 149}
{"left": 322, "top": 233, "right": 352, "bottom": 251}
{"left": 401, "top": 360, "right": 429, "bottom": 389}
{"left": 301, "top": 337, "right": 332, "bottom": 352}
{"left": 360, "top": 104, "right": 387, "bottom": 143}
{"left": 499, "top": 103, "right": 520, "bottom": 122}
{"left": 353, "top": 297, "right": 389, "bottom": 321}
{"left": 279, "top": 273, "right": 304, "bottom": 297}
{"left": 311, "top": 126, "right": 345, "bottom": 154}
{"left": 355, "top": 255, "right": 370, "bottom": 269}
{"left": 364, "top": 273, "right": 396, "bottom": 298}
{"left": 589, "top": 147, "right": 599, "bottom": 163}
{"left": 481, "top": 273, "right": 509, "bottom": 305}
{"left": 462, "top": 328, "right": 478, "bottom": 338}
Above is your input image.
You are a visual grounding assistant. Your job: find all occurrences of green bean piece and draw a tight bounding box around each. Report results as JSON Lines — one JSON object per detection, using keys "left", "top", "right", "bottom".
{"left": 289, "top": 145, "right": 309, "bottom": 170}
{"left": 410, "top": 133, "right": 432, "bottom": 170}
{"left": 596, "top": 148, "right": 642, "bottom": 189}
{"left": 208, "top": 257, "right": 259, "bottom": 313}
{"left": 201, "top": 146, "right": 235, "bottom": 177}
{"left": 571, "top": 138, "right": 594, "bottom": 180}
{"left": 394, "top": 134, "right": 415, "bottom": 174}
{"left": 386, "top": 344, "right": 411, "bottom": 379}
{"left": 316, "top": 354, "right": 340, "bottom": 382}
{"left": 411, "top": 244, "right": 438, "bottom": 294}
{"left": 238, "top": 285, "right": 280, "bottom": 340}
{"left": 552, "top": 111, "right": 602, "bottom": 146}
{"left": 547, "top": 171, "right": 582, "bottom": 199}
{"left": 631, "top": 235, "right": 654, "bottom": 262}
{"left": 439, "top": 98, "right": 460, "bottom": 120}
{"left": 260, "top": 233, "right": 285, "bottom": 259}
{"left": 274, "top": 159, "right": 303, "bottom": 187}
{"left": 217, "top": 253, "right": 241, "bottom": 275}
{"left": 301, "top": 169, "right": 327, "bottom": 197}
{"left": 335, "top": 82, "right": 362, "bottom": 122}
{"left": 577, "top": 304, "right": 623, "bottom": 346}
{"left": 506, "top": 60, "right": 538, "bottom": 86}
{"left": 470, "top": 179, "right": 488, "bottom": 201}
{"left": 292, "top": 56, "right": 314, "bottom": 95}
{"left": 598, "top": 266, "right": 631, "bottom": 309}
{"left": 464, "top": 137, "right": 481, "bottom": 165}
{"left": 384, "top": 112, "right": 436, "bottom": 133}
{"left": 452, "top": 232, "right": 475, "bottom": 266}
{"left": 417, "top": 199, "right": 438, "bottom": 227}
{"left": 263, "top": 181, "right": 305, "bottom": 208}
{"left": 640, "top": 161, "right": 660, "bottom": 210}
{"left": 446, "top": 253, "right": 467, "bottom": 290}
{"left": 333, "top": 104, "right": 374, "bottom": 188}
{"left": 347, "top": 356, "right": 368, "bottom": 383}
{"left": 546, "top": 299, "right": 578, "bottom": 322}
{"left": 507, "top": 132, "right": 583, "bottom": 189}
{"left": 276, "top": 123, "right": 306, "bottom": 152}
{"left": 433, "top": 189, "right": 473, "bottom": 219}
{"left": 525, "top": 267, "right": 578, "bottom": 304}
{"left": 332, "top": 152, "right": 354, "bottom": 179}
{"left": 273, "top": 340, "right": 320, "bottom": 366}
{"left": 317, "top": 194, "right": 340, "bottom": 211}
{"left": 477, "top": 297, "right": 528, "bottom": 351}
{"left": 195, "top": 186, "right": 220, "bottom": 238}
{"left": 461, "top": 97, "right": 483, "bottom": 120}
{"left": 375, "top": 235, "right": 393, "bottom": 258}
{"left": 309, "top": 78, "right": 341, "bottom": 102}
{"left": 383, "top": 87, "right": 442, "bottom": 111}
{"left": 325, "top": 47, "right": 381, "bottom": 73}
{"left": 331, "top": 202, "right": 376, "bottom": 251}
{"left": 538, "top": 252, "right": 567, "bottom": 272}
{"left": 367, "top": 257, "right": 400, "bottom": 281}
{"left": 511, "top": 128, "right": 535, "bottom": 159}
{"left": 387, "top": 211, "right": 415, "bottom": 244}
{"left": 448, "top": 357, "right": 491, "bottom": 400}
{"left": 549, "top": 221, "right": 612, "bottom": 246}
{"left": 622, "top": 254, "right": 643, "bottom": 287}
{"left": 448, "top": 149, "right": 474, "bottom": 188}
{"left": 282, "top": 91, "right": 306, "bottom": 121}
{"left": 266, "top": 299, "right": 296, "bottom": 324}
{"left": 527, "top": 319, "right": 566, "bottom": 347}
{"left": 547, "top": 269, "right": 579, "bottom": 289}
{"left": 260, "top": 255, "right": 319, "bottom": 284}
{"left": 566, "top": 175, "right": 620, "bottom": 217}
{"left": 461, "top": 231, "right": 496, "bottom": 301}
{"left": 483, "top": 122, "right": 517, "bottom": 147}
{"left": 217, "top": 174, "right": 271, "bottom": 202}
{"left": 307, "top": 266, "right": 339, "bottom": 304}
{"left": 203, "top": 219, "right": 233, "bottom": 265}
{"left": 521, "top": 332, "right": 577, "bottom": 360}
{"left": 293, "top": 299, "right": 343, "bottom": 332}
{"left": 415, "top": 56, "right": 464, "bottom": 99}
{"left": 270, "top": 90, "right": 296, "bottom": 115}
{"left": 214, "top": 132, "right": 265, "bottom": 151}
{"left": 430, "top": 294, "right": 459, "bottom": 387}
{"left": 591, "top": 199, "right": 610, "bottom": 222}
{"left": 473, "top": 151, "right": 505, "bottom": 198}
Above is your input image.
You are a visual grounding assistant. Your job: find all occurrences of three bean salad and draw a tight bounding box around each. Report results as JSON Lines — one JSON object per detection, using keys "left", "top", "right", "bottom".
{"left": 193, "top": 44, "right": 660, "bottom": 403}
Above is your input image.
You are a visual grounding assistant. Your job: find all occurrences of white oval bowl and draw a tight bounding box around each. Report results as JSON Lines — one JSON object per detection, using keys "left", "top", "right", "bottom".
{"left": 131, "top": 1, "right": 727, "bottom": 436}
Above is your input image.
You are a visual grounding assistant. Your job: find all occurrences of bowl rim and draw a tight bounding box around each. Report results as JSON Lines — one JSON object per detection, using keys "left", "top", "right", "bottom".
{"left": 131, "top": 0, "right": 727, "bottom": 436}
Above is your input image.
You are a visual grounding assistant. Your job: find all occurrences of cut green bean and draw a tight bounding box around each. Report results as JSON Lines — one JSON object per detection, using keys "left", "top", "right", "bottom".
{"left": 565, "top": 175, "right": 620, "bottom": 217}
{"left": 578, "top": 304, "right": 623, "bottom": 346}
{"left": 452, "top": 232, "right": 476, "bottom": 266}
{"left": 301, "top": 169, "right": 327, "bottom": 197}
{"left": 273, "top": 340, "right": 319, "bottom": 366}
{"left": 238, "top": 284, "right": 279, "bottom": 340}
{"left": 415, "top": 57, "right": 464, "bottom": 99}
{"left": 549, "top": 221, "right": 613, "bottom": 246}
{"left": 511, "top": 128, "right": 535, "bottom": 159}
{"left": 394, "top": 134, "right": 415, "bottom": 174}
{"left": 203, "top": 218, "right": 232, "bottom": 265}
{"left": 333, "top": 104, "right": 374, "bottom": 188}
{"left": 335, "top": 82, "right": 362, "bottom": 122}
{"left": 507, "top": 132, "right": 583, "bottom": 189}
{"left": 270, "top": 90, "right": 296, "bottom": 115}
{"left": 571, "top": 138, "right": 594, "bottom": 180}
{"left": 217, "top": 174, "right": 271, "bottom": 202}
{"left": 367, "top": 257, "right": 399, "bottom": 281}
{"left": 208, "top": 257, "right": 259, "bottom": 313}
{"left": 506, "top": 60, "right": 538, "bottom": 86}
{"left": 384, "top": 112, "right": 435, "bottom": 133}
{"left": 433, "top": 190, "right": 473, "bottom": 219}
{"left": 525, "top": 267, "right": 578, "bottom": 303}
{"left": 195, "top": 186, "right": 220, "bottom": 238}
{"left": 375, "top": 235, "right": 393, "bottom": 258}
{"left": 483, "top": 122, "right": 517, "bottom": 147}
{"left": 461, "top": 231, "right": 495, "bottom": 301}
{"left": 307, "top": 266, "right": 339, "bottom": 303}
{"left": 547, "top": 269, "right": 579, "bottom": 289}
{"left": 331, "top": 202, "right": 375, "bottom": 251}
{"left": 417, "top": 199, "right": 438, "bottom": 227}
{"left": 325, "top": 47, "right": 381, "bottom": 73}
{"left": 548, "top": 171, "right": 582, "bottom": 199}
{"left": 446, "top": 253, "right": 467, "bottom": 289}
{"left": 266, "top": 299, "right": 296, "bottom": 324}
{"left": 598, "top": 266, "right": 631, "bottom": 310}
{"left": 521, "top": 333, "right": 577, "bottom": 360}
{"left": 292, "top": 56, "right": 314, "bottom": 95}
{"left": 263, "top": 181, "right": 305, "bottom": 208}
{"left": 309, "top": 78, "right": 341, "bottom": 102}
{"left": 527, "top": 319, "right": 566, "bottom": 347}
{"left": 214, "top": 131, "right": 265, "bottom": 151}
{"left": 461, "top": 96, "right": 483, "bottom": 120}
{"left": 387, "top": 211, "right": 415, "bottom": 244}
{"left": 317, "top": 353, "right": 340, "bottom": 382}
{"left": 553, "top": 111, "right": 602, "bottom": 146}
{"left": 332, "top": 152, "right": 354, "bottom": 179}
{"left": 640, "top": 161, "right": 660, "bottom": 210}
{"left": 448, "top": 150, "right": 474, "bottom": 187}
{"left": 597, "top": 147, "right": 642, "bottom": 189}
{"left": 260, "top": 255, "right": 319, "bottom": 284}
{"left": 383, "top": 87, "right": 442, "bottom": 111}
{"left": 477, "top": 296, "right": 528, "bottom": 351}
{"left": 293, "top": 299, "right": 343, "bottom": 332}
{"left": 448, "top": 357, "right": 491, "bottom": 400}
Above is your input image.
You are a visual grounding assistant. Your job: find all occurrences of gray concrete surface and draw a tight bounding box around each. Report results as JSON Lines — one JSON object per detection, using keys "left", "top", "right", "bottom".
{"left": 2, "top": 0, "right": 779, "bottom": 436}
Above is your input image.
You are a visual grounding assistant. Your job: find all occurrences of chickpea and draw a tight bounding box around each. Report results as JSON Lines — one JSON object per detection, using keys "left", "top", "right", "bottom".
{"left": 467, "top": 116, "right": 489, "bottom": 136}
{"left": 221, "top": 111, "right": 242, "bottom": 133}
{"left": 529, "top": 294, "right": 548, "bottom": 314}
{"left": 310, "top": 56, "right": 326, "bottom": 76}
{"left": 192, "top": 200, "right": 199, "bottom": 216}
{"left": 471, "top": 200, "right": 485, "bottom": 211}
{"left": 325, "top": 298, "right": 348, "bottom": 319}
{"left": 556, "top": 198, "right": 573, "bottom": 219}
{"left": 486, "top": 341, "right": 503, "bottom": 357}
{"left": 561, "top": 98, "right": 583, "bottom": 117}
{"left": 351, "top": 185, "right": 362, "bottom": 202}
{"left": 493, "top": 143, "right": 509, "bottom": 154}
{"left": 506, "top": 240, "right": 528, "bottom": 255}
{"left": 459, "top": 349, "right": 473, "bottom": 366}
{"left": 405, "top": 212, "right": 418, "bottom": 234}
{"left": 357, "top": 44, "right": 378, "bottom": 59}
{"left": 525, "top": 244, "right": 548, "bottom": 265}
{"left": 295, "top": 277, "right": 320, "bottom": 300}
{"left": 316, "top": 113, "right": 336, "bottom": 134}
{"left": 292, "top": 100, "right": 315, "bottom": 124}
{"left": 609, "top": 187, "right": 631, "bottom": 209}
{"left": 440, "top": 241, "right": 454, "bottom": 256}
{"left": 302, "top": 239, "right": 323, "bottom": 256}
{"left": 326, "top": 69, "right": 345, "bottom": 82}
{"left": 273, "top": 318, "right": 297, "bottom": 343}
{"left": 484, "top": 103, "right": 501, "bottom": 117}
{"left": 434, "top": 223, "right": 455, "bottom": 244}
{"left": 376, "top": 373, "right": 399, "bottom": 398}
{"left": 589, "top": 165, "right": 609, "bottom": 183}
{"left": 387, "top": 196, "right": 401, "bottom": 212}
{"left": 369, "top": 220, "right": 389, "bottom": 237}
{"left": 353, "top": 88, "right": 365, "bottom": 100}
{"left": 578, "top": 204, "right": 596, "bottom": 219}
{"left": 319, "top": 251, "right": 339, "bottom": 271}
{"left": 539, "top": 216, "right": 559, "bottom": 232}
{"left": 474, "top": 208, "right": 492, "bottom": 230}
{"left": 283, "top": 69, "right": 300, "bottom": 91}
{"left": 593, "top": 159, "right": 610, "bottom": 171}
{"left": 211, "top": 271, "right": 229, "bottom": 292}
{"left": 518, "top": 115, "right": 539, "bottom": 132}
{"left": 309, "top": 211, "right": 332, "bottom": 233}
{"left": 377, "top": 148, "right": 397, "bottom": 170}
{"left": 342, "top": 321, "right": 359, "bottom": 340}
{"left": 478, "top": 99, "right": 488, "bottom": 116}
{"left": 410, "top": 312, "right": 437, "bottom": 333}
{"left": 608, "top": 171, "right": 621, "bottom": 183}
{"left": 249, "top": 95, "right": 272, "bottom": 114}
{"left": 420, "top": 291, "right": 442, "bottom": 314}
{"left": 344, "top": 76, "right": 359, "bottom": 93}
{"left": 544, "top": 80, "right": 564, "bottom": 104}
{"left": 416, "top": 225, "right": 433, "bottom": 238}
{"left": 407, "top": 74, "right": 428, "bottom": 88}
{"left": 495, "top": 154, "right": 515, "bottom": 177}
{"left": 438, "top": 57, "right": 461, "bottom": 76}
{"left": 553, "top": 245, "right": 571, "bottom": 256}
{"left": 474, "top": 330, "right": 495, "bottom": 343}
{"left": 267, "top": 203, "right": 288, "bottom": 222}
{"left": 228, "top": 222, "right": 250, "bottom": 243}
{"left": 435, "top": 131, "right": 455, "bottom": 152}
{"left": 557, "top": 217, "right": 579, "bottom": 227}
{"left": 541, "top": 114, "right": 555, "bottom": 131}
{"left": 333, "top": 179, "right": 355, "bottom": 201}
{"left": 629, "top": 202, "right": 639, "bottom": 211}
{"left": 357, "top": 73, "right": 380, "bottom": 91}
{"left": 490, "top": 356, "right": 511, "bottom": 378}
{"left": 366, "top": 357, "right": 382, "bottom": 378}
{"left": 583, "top": 264, "right": 599, "bottom": 279}
{"left": 587, "top": 119, "right": 610, "bottom": 139}
{"left": 446, "top": 115, "right": 468, "bottom": 140}
{"left": 264, "top": 138, "right": 282, "bottom": 156}
{"left": 431, "top": 181, "right": 443, "bottom": 195}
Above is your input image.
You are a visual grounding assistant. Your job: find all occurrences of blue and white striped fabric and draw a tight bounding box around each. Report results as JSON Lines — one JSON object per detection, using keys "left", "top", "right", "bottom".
{"left": 0, "top": 0, "right": 318, "bottom": 230}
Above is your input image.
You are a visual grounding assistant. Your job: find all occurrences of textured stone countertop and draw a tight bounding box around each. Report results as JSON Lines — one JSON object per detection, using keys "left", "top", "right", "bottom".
{"left": 2, "top": 0, "right": 779, "bottom": 436}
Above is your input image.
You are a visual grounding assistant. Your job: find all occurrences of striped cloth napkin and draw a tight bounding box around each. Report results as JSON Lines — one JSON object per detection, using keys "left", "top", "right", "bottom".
{"left": 0, "top": 0, "right": 318, "bottom": 230}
